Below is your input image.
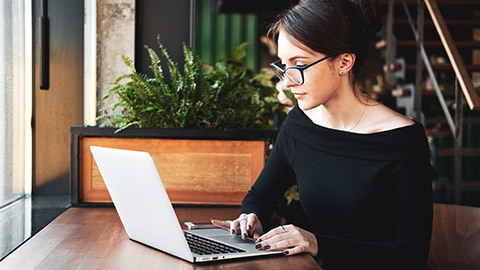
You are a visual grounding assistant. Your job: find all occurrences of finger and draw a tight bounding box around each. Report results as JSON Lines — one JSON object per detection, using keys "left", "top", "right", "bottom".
{"left": 247, "top": 216, "right": 263, "bottom": 240}
{"left": 262, "top": 232, "right": 306, "bottom": 252}
{"left": 258, "top": 225, "right": 289, "bottom": 243}
{"left": 246, "top": 214, "right": 257, "bottom": 237}
{"left": 281, "top": 245, "right": 307, "bottom": 256}
{"left": 239, "top": 217, "right": 249, "bottom": 240}
{"left": 231, "top": 214, "right": 247, "bottom": 235}
{"left": 210, "top": 219, "right": 230, "bottom": 230}
{"left": 253, "top": 230, "right": 262, "bottom": 240}
{"left": 255, "top": 234, "right": 295, "bottom": 251}
{"left": 229, "top": 218, "right": 241, "bottom": 235}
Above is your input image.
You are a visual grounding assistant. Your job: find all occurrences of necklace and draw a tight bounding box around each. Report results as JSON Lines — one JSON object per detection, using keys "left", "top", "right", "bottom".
{"left": 321, "top": 104, "right": 367, "bottom": 131}
{"left": 347, "top": 105, "right": 367, "bottom": 131}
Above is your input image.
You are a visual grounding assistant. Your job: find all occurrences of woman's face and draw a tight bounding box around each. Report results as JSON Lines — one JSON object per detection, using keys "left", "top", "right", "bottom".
{"left": 277, "top": 31, "right": 340, "bottom": 110}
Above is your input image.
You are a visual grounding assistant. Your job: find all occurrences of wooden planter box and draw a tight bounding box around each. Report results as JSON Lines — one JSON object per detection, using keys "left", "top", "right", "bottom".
{"left": 70, "top": 127, "right": 277, "bottom": 206}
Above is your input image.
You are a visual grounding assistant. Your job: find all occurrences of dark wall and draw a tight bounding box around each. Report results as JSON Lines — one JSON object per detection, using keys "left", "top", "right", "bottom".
{"left": 135, "top": 0, "right": 194, "bottom": 76}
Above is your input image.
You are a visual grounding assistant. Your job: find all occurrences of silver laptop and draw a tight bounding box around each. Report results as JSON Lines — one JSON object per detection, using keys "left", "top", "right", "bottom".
{"left": 90, "top": 146, "right": 282, "bottom": 263}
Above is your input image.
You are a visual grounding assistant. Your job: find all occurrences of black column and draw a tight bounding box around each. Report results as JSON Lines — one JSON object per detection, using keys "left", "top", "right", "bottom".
{"left": 135, "top": 0, "right": 194, "bottom": 76}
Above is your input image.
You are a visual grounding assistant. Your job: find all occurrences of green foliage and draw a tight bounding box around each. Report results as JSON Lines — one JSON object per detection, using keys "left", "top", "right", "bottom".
{"left": 284, "top": 184, "right": 299, "bottom": 205}
{"left": 98, "top": 36, "right": 286, "bottom": 131}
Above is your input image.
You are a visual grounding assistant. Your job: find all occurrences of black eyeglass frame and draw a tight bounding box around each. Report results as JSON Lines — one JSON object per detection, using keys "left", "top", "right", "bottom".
{"left": 270, "top": 54, "right": 338, "bottom": 86}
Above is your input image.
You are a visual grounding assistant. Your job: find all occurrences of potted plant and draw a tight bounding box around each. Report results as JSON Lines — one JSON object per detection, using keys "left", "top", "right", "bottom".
{"left": 71, "top": 36, "right": 287, "bottom": 206}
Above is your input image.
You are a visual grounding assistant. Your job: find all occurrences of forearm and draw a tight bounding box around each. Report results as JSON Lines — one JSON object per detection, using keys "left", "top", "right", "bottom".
{"left": 241, "top": 136, "right": 297, "bottom": 222}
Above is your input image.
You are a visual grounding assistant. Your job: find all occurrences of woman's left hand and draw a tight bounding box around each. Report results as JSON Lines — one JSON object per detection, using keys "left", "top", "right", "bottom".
{"left": 255, "top": 224, "right": 318, "bottom": 257}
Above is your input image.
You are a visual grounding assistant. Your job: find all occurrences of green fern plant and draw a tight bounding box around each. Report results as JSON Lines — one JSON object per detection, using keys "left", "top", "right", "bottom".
{"left": 98, "top": 36, "right": 286, "bottom": 131}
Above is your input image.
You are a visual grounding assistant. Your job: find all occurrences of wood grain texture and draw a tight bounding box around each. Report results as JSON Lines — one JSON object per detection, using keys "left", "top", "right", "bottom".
{"left": 428, "top": 203, "right": 480, "bottom": 270}
{"left": 79, "top": 137, "right": 265, "bottom": 205}
{"left": 34, "top": 0, "right": 84, "bottom": 195}
{"left": 0, "top": 208, "right": 322, "bottom": 270}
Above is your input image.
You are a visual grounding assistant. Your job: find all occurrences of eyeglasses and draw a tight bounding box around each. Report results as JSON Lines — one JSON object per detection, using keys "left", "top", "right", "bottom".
{"left": 270, "top": 54, "right": 337, "bottom": 85}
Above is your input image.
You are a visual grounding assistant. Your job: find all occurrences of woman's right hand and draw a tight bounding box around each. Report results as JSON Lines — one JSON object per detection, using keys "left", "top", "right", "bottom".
{"left": 211, "top": 213, "right": 263, "bottom": 240}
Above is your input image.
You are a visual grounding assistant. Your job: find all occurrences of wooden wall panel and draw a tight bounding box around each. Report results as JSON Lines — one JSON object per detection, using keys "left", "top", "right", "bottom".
{"left": 79, "top": 137, "right": 265, "bottom": 205}
{"left": 33, "top": 0, "right": 84, "bottom": 195}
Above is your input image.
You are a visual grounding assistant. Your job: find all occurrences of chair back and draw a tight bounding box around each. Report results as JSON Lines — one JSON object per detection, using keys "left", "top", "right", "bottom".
{"left": 428, "top": 203, "right": 480, "bottom": 270}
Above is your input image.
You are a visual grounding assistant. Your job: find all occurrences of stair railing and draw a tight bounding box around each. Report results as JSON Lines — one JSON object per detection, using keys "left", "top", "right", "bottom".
{"left": 394, "top": 0, "right": 480, "bottom": 204}
{"left": 424, "top": 0, "right": 480, "bottom": 111}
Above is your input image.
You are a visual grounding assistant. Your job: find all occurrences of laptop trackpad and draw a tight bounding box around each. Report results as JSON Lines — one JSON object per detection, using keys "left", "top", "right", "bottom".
{"left": 211, "top": 235, "right": 254, "bottom": 244}
{"left": 188, "top": 229, "right": 262, "bottom": 252}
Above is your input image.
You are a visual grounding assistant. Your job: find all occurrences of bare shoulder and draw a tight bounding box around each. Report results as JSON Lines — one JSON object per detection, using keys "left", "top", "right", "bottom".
{"left": 361, "top": 103, "right": 415, "bottom": 133}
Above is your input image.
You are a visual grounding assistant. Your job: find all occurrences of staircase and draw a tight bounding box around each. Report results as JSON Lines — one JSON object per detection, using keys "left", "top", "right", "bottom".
{"left": 377, "top": 0, "right": 480, "bottom": 206}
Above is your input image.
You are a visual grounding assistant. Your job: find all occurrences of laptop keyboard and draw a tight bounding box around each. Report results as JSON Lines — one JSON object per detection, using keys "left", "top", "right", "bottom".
{"left": 184, "top": 231, "right": 246, "bottom": 255}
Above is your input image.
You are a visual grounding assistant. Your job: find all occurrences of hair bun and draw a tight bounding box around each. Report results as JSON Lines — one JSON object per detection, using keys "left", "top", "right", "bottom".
{"left": 352, "top": 0, "right": 382, "bottom": 40}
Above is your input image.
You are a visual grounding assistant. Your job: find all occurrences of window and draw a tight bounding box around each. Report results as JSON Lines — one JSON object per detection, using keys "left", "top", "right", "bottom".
{"left": 0, "top": 0, "right": 32, "bottom": 259}
{"left": 0, "top": 0, "right": 28, "bottom": 208}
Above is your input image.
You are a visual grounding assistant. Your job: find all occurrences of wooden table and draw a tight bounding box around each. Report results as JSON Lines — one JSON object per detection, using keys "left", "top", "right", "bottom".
{"left": 0, "top": 207, "right": 321, "bottom": 270}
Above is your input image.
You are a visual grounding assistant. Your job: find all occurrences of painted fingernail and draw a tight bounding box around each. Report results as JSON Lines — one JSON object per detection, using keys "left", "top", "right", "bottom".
{"left": 263, "top": 245, "right": 270, "bottom": 250}
{"left": 231, "top": 229, "right": 235, "bottom": 234}
{"left": 255, "top": 244, "right": 262, "bottom": 249}
{"left": 283, "top": 250, "right": 289, "bottom": 255}
{"left": 255, "top": 238, "right": 262, "bottom": 243}
{"left": 242, "top": 233, "right": 247, "bottom": 239}
{"left": 248, "top": 225, "right": 252, "bottom": 231}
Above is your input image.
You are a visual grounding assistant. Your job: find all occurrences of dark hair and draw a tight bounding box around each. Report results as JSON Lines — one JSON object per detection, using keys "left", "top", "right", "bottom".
{"left": 270, "top": 0, "right": 381, "bottom": 77}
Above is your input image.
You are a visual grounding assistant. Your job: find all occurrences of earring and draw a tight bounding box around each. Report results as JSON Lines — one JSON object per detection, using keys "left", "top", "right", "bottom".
{"left": 339, "top": 71, "right": 344, "bottom": 76}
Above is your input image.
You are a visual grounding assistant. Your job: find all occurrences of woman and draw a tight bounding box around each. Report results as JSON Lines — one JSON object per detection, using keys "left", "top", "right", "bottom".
{"left": 213, "top": 0, "right": 433, "bottom": 269}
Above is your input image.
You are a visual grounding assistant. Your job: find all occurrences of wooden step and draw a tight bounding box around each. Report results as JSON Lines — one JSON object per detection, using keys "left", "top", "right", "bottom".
{"left": 436, "top": 147, "right": 480, "bottom": 156}
{"left": 395, "top": 18, "right": 480, "bottom": 26}
{"left": 397, "top": 40, "right": 480, "bottom": 48}
{"left": 425, "top": 117, "right": 480, "bottom": 125}
{"left": 407, "top": 64, "right": 480, "bottom": 71}
{"left": 433, "top": 181, "right": 480, "bottom": 191}
{"left": 422, "top": 89, "right": 480, "bottom": 97}
{"left": 380, "top": 0, "right": 480, "bottom": 5}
